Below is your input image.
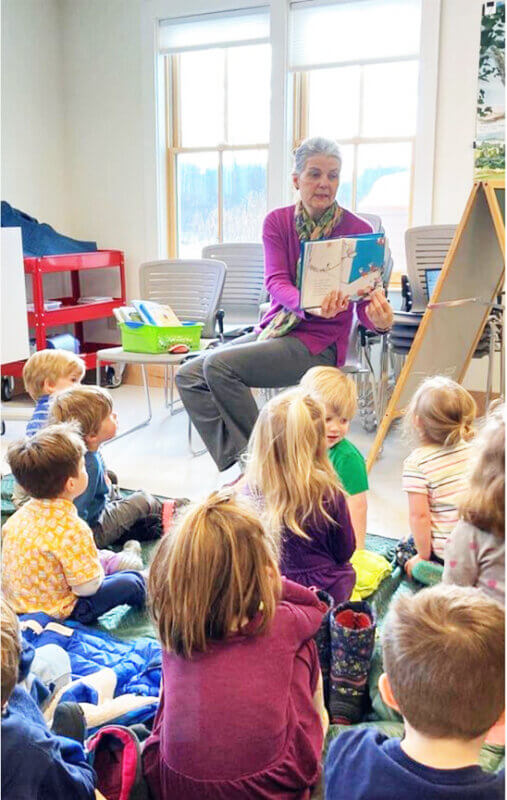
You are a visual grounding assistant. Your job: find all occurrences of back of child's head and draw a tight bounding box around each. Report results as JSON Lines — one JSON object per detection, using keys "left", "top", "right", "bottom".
{"left": 461, "top": 403, "right": 505, "bottom": 539}
{"left": 7, "top": 422, "right": 85, "bottom": 500}
{"left": 300, "top": 366, "right": 357, "bottom": 419}
{"left": 1, "top": 596, "right": 21, "bottom": 707}
{"left": 245, "top": 388, "right": 342, "bottom": 539}
{"left": 49, "top": 385, "right": 113, "bottom": 438}
{"left": 148, "top": 490, "right": 281, "bottom": 659}
{"left": 383, "top": 583, "right": 505, "bottom": 740}
{"left": 22, "top": 349, "right": 85, "bottom": 401}
{"left": 404, "top": 376, "right": 476, "bottom": 447}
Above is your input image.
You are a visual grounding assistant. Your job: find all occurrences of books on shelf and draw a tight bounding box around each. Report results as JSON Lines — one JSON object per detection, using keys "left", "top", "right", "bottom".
{"left": 77, "top": 296, "right": 114, "bottom": 304}
{"left": 299, "top": 232, "right": 386, "bottom": 309}
{"left": 27, "top": 300, "right": 62, "bottom": 312}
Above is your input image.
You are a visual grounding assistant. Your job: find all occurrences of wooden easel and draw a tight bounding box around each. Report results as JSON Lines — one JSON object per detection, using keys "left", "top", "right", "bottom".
{"left": 367, "top": 180, "right": 505, "bottom": 471}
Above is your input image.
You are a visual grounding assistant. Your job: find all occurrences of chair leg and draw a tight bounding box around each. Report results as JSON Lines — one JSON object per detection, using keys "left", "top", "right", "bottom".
{"left": 188, "top": 415, "right": 207, "bottom": 457}
{"left": 377, "top": 334, "right": 390, "bottom": 421}
{"left": 362, "top": 343, "right": 379, "bottom": 426}
{"left": 164, "top": 364, "right": 184, "bottom": 415}
{"left": 106, "top": 365, "right": 153, "bottom": 443}
{"left": 485, "top": 318, "right": 495, "bottom": 410}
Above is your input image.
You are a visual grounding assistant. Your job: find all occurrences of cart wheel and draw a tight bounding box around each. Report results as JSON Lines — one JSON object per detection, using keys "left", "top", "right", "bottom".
{"left": 1, "top": 376, "right": 14, "bottom": 402}
{"left": 105, "top": 364, "right": 124, "bottom": 389}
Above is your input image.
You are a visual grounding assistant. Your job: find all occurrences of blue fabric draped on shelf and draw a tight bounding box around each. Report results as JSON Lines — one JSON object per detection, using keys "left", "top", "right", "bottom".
{"left": 1, "top": 201, "right": 97, "bottom": 257}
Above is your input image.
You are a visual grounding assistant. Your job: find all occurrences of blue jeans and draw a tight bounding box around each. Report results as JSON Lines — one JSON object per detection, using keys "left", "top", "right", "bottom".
{"left": 70, "top": 571, "right": 146, "bottom": 624}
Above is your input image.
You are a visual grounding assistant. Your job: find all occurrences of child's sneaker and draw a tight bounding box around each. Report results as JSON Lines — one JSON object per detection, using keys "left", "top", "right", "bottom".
{"left": 51, "top": 701, "right": 86, "bottom": 744}
{"left": 100, "top": 541, "right": 143, "bottom": 574}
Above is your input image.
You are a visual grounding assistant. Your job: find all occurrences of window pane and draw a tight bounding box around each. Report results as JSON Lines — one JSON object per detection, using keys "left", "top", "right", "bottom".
{"left": 362, "top": 61, "right": 419, "bottom": 137}
{"left": 356, "top": 143, "right": 412, "bottom": 272}
{"left": 290, "top": 0, "right": 421, "bottom": 69}
{"left": 179, "top": 50, "right": 224, "bottom": 147}
{"left": 227, "top": 44, "right": 271, "bottom": 145}
{"left": 223, "top": 150, "right": 268, "bottom": 242}
{"left": 177, "top": 152, "right": 218, "bottom": 257}
{"left": 308, "top": 67, "right": 360, "bottom": 140}
{"left": 336, "top": 144, "right": 354, "bottom": 210}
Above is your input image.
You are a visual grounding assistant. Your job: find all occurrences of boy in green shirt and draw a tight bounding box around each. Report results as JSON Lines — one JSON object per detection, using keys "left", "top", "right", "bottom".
{"left": 301, "top": 366, "right": 368, "bottom": 548}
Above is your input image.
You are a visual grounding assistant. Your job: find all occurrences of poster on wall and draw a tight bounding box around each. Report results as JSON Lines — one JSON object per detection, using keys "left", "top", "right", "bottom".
{"left": 474, "top": 0, "right": 505, "bottom": 181}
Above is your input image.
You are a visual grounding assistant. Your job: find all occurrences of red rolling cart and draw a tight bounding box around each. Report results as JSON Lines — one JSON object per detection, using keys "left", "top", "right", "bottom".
{"left": 1, "top": 250, "right": 126, "bottom": 398}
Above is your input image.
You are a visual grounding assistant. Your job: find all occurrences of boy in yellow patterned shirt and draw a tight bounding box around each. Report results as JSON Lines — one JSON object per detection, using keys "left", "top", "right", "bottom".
{"left": 2, "top": 424, "right": 146, "bottom": 623}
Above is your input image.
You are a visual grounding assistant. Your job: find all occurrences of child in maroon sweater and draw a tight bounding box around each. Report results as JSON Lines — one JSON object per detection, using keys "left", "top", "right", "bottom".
{"left": 143, "top": 491, "right": 328, "bottom": 800}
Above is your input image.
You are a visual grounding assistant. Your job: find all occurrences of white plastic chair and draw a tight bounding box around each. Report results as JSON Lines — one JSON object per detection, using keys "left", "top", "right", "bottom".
{"left": 96, "top": 259, "right": 226, "bottom": 442}
{"left": 201, "top": 243, "right": 266, "bottom": 335}
{"left": 404, "top": 225, "right": 457, "bottom": 311}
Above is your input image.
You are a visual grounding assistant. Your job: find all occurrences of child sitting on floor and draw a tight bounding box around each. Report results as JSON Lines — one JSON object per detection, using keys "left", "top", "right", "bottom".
{"left": 23, "top": 349, "right": 85, "bottom": 436}
{"left": 2, "top": 424, "right": 146, "bottom": 624}
{"left": 301, "top": 366, "right": 368, "bottom": 548}
{"left": 49, "top": 385, "right": 169, "bottom": 548}
{"left": 443, "top": 404, "right": 505, "bottom": 604}
{"left": 1, "top": 596, "right": 96, "bottom": 800}
{"left": 325, "top": 584, "right": 505, "bottom": 799}
{"left": 143, "top": 492, "right": 328, "bottom": 799}
{"left": 244, "top": 388, "right": 356, "bottom": 605}
{"left": 400, "top": 376, "right": 476, "bottom": 580}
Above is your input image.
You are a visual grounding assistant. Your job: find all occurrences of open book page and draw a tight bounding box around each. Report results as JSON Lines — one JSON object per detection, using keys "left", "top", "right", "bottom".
{"left": 299, "top": 233, "right": 385, "bottom": 309}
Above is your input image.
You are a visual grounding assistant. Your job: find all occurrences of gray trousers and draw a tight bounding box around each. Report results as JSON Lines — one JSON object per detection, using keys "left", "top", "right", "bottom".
{"left": 93, "top": 489, "right": 163, "bottom": 548}
{"left": 175, "top": 333, "right": 336, "bottom": 471}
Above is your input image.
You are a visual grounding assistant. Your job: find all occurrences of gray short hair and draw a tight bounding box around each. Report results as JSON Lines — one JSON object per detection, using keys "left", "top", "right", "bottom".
{"left": 293, "top": 137, "right": 342, "bottom": 176}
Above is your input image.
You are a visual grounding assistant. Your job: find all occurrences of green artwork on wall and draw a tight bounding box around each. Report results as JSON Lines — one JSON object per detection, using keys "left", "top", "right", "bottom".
{"left": 474, "top": 1, "right": 505, "bottom": 181}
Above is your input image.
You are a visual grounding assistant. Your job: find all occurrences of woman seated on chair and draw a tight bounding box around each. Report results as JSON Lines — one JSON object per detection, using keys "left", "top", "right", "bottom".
{"left": 176, "top": 136, "right": 394, "bottom": 472}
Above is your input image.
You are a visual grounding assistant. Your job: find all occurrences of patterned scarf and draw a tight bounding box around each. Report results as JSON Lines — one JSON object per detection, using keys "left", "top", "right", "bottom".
{"left": 258, "top": 200, "right": 344, "bottom": 340}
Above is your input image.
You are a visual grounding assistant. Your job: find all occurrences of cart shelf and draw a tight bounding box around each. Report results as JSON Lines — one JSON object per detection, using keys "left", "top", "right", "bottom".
{"left": 1, "top": 250, "right": 126, "bottom": 383}
{"left": 28, "top": 298, "right": 124, "bottom": 326}
{"left": 23, "top": 250, "right": 124, "bottom": 274}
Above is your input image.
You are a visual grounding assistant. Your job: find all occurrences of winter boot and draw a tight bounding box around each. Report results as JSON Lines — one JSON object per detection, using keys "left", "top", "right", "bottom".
{"left": 311, "top": 588, "right": 335, "bottom": 708}
{"left": 329, "top": 600, "right": 376, "bottom": 725}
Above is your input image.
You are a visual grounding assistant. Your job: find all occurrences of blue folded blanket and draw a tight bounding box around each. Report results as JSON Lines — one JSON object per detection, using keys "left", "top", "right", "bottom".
{"left": 1, "top": 201, "right": 97, "bottom": 257}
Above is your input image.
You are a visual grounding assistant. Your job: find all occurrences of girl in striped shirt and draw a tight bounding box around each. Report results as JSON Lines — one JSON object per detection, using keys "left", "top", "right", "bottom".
{"left": 401, "top": 377, "right": 476, "bottom": 578}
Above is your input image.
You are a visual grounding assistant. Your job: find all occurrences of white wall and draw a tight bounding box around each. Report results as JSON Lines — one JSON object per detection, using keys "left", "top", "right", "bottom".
{"left": 60, "top": 0, "right": 146, "bottom": 308}
{"left": 1, "top": 0, "right": 68, "bottom": 228}
{"left": 432, "top": 0, "right": 483, "bottom": 224}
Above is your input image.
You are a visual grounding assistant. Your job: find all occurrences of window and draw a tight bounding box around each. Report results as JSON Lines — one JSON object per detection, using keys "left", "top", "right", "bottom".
{"left": 290, "top": 0, "right": 422, "bottom": 276}
{"left": 160, "top": 10, "right": 271, "bottom": 258}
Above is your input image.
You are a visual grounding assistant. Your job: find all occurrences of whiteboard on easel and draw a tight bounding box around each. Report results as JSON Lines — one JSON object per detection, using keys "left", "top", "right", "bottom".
{"left": 367, "top": 181, "right": 505, "bottom": 470}
{"left": 1, "top": 227, "right": 30, "bottom": 365}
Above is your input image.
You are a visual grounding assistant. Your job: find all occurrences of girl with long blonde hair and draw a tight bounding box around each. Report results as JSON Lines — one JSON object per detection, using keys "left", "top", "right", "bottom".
{"left": 244, "top": 388, "right": 356, "bottom": 604}
{"left": 401, "top": 376, "right": 476, "bottom": 577}
{"left": 443, "top": 405, "right": 505, "bottom": 604}
{"left": 143, "top": 490, "right": 328, "bottom": 800}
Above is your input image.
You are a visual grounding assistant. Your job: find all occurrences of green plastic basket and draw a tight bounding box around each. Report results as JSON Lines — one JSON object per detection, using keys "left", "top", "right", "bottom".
{"left": 119, "top": 322, "right": 203, "bottom": 354}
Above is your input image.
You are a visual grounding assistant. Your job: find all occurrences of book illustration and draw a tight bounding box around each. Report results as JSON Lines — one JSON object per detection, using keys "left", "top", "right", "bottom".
{"left": 131, "top": 300, "right": 181, "bottom": 327}
{"left": 113, "top": 306, "right": 144, "bottom": 327}
{"left": 299, "top": 233, "right": 385, "bottom": 309}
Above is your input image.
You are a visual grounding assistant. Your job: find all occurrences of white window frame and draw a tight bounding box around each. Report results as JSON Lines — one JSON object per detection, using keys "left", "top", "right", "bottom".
{"left": 142, "top": 0, "right": 441, "bottom": 268}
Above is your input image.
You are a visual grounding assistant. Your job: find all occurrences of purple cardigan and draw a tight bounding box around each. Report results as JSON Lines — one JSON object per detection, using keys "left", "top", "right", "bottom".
{"left": 256, "top": 204, "right": 377, "bottom": 366}
{"left": 280, "top": 490, "right": 356, "bottom": 605}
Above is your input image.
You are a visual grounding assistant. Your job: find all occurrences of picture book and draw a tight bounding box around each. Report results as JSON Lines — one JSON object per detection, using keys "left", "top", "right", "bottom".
{"left": 131, "top": 300, "right": 181, "bottom": 327}
{"left": 299, "top": 232, "right": 385, "bottom": 309}
{"left": 113, "top": 306, "right": 144, "bottom": 327}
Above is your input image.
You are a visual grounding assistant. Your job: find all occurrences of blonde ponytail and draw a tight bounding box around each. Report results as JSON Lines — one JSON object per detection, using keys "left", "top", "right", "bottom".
{"left": 245, "top": 388, "right": 344, "bottom": 542}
